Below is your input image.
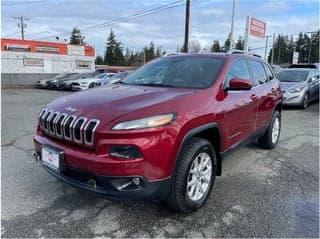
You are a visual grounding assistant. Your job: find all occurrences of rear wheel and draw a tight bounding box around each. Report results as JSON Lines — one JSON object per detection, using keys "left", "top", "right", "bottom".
{"left": 167, "top": 137, "right": 216, "bottom": 213}
{"left": 258, "top": 111, "right": 281, "bottom": 149}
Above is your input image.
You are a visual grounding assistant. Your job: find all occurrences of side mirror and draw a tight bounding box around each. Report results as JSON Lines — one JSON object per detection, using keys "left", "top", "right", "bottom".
{"left": 227, "top": 78, "right": 253, "bottom": 91}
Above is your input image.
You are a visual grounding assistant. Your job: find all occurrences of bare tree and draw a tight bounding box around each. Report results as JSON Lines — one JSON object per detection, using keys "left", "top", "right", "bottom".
{"left": 189, "top": 40, "right": 201, "bottom": 53}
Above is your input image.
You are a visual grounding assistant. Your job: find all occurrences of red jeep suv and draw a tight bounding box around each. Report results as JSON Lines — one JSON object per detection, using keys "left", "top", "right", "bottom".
{"left": 34, "top": 53, "right": 282, "bottom": 213}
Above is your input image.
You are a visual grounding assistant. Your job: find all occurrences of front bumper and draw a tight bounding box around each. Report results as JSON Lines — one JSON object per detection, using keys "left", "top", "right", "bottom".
{"left": 282, "top": 91, "right": 304, "bottom": 106}
{"left": 34, "top": 151, "right": 171, "bottom": 200}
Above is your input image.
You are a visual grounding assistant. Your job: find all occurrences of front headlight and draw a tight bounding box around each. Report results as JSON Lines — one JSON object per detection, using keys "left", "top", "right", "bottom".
{"left": 288, "top": 86, "right": 305, "bottom": 93}
{"left": 112, "top": 113, "right": 177, "bottom": 130}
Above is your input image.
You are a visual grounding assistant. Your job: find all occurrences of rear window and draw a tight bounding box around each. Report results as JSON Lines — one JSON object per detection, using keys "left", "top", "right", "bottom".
{"left": 123, "top": 56, "right": 226, "bottom": 89}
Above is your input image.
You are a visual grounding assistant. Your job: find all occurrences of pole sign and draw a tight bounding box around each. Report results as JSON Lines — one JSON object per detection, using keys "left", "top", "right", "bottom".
{"left": 249, "top": 17, "right": 266, "bottom": 38}
{"left": 292, "top": 52, "right": 299, "bottom": 64}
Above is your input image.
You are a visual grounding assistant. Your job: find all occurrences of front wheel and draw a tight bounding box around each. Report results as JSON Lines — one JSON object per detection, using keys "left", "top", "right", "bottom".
{"left": 301, "top": 93, "right": 309, "bottom": 109}
{"left": 167, "top": 137, "right": 217, "bottom": 213}
{"left": 258, "top": 111, "right": 281, "bottom": 149}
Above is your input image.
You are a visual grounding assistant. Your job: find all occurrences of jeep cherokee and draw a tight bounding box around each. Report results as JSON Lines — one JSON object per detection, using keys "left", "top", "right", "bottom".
{"left": 33, "top": 53, "right": 283, "bottom": 213}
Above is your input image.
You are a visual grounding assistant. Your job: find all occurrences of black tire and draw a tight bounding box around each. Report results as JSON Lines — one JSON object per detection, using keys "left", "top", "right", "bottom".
{"left": 301, "top": 92, "right": 309, "bottom": 109}
{"left": 258, "top": 111, "right": 281, "bottom": 149}
{"left": 89, "top": 83, "right": 95, "bottom": 88}
{"left": 167, "top": 137, "right": 217, "bottom": 213}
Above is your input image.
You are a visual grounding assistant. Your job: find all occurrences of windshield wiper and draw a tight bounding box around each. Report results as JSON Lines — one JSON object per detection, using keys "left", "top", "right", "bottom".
{"left": 138, "top": 83, "right": 174, "bottom": 88}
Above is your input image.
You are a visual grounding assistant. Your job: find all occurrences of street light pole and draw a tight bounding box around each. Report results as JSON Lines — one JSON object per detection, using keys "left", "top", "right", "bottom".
{"left": 229, "top": 0, "right": 235, "bottom": 50}
{"left": 264, "top": 35, "right": 272, "bottom": 61}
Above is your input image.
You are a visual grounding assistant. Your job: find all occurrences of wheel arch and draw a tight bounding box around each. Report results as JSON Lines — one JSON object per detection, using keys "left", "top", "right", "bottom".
{"left": 175, "top": 123, "right": 223, "bottom": 176}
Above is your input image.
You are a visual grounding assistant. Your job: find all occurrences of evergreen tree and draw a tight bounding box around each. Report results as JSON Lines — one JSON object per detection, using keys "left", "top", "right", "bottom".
{"left": 104, "top": 30, "right": 125, "bottom": 66}
{"left": 95, "top": 55, "right": 104, "bottom": 65}
{"left": 70, "top": 27, "right": 83, "bottom": 45}
{"left": 309, "top": 30, "right": 319, "bottom": 63}
{"left": 210, "top": 40, "right": 221, "bottom": 52}
{"left": 235, "top": 36, "right": 244, "bottom": 50}
{"left": 223, "top": 39, "right": 230, "bottom": 52}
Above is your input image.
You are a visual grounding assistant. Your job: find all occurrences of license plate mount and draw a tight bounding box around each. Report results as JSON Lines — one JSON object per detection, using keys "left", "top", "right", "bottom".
{"left": 41, "top": 145, "right": 64, "bottom": 172}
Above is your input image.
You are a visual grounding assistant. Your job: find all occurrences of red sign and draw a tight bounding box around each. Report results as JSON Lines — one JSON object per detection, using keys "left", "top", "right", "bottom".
{"left": 1, "top": 38, "right": 95, "bottom": 57}
{"left": 249, "top": 17, "right": 266, "bottom": 38}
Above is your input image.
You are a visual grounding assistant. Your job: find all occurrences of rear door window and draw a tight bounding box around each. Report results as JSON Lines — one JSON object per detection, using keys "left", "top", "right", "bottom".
{"left": 263, "top": 63, "right": 274, "bottom": 81}
{"left": 248, "top": 60, "right": 268, "bottom": 85}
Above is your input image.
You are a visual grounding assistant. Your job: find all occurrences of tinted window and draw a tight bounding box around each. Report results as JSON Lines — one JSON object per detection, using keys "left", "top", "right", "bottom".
{"left": 225, "top": 59, "right": 250, "bottom": 87}
{"left": 264, "top": 63, "right": 274, "bottom": 81}
{"left": 123, "top": 56, "right": 226, "bottom": 89}
{"left": 276, "top": 70, "right": 309, "bottom": 82}
{"left": 248, "top": 60, "right": 268, "bottom": 85}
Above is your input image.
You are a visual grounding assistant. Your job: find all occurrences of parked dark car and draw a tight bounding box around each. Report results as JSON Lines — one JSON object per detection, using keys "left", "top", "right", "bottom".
{"left": 46, "top": 73, "right": 78, "bottom": 90}
{"left": 59, "top": 72, "right": 101, "bottom": 90}
{"left": 34, "top": 53, "right": 282, "bottom": 213}
{"left": 277, "top": 68, "right": 319, "bottom": 108}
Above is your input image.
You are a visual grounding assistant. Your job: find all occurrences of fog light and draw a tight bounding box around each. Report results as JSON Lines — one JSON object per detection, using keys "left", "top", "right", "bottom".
{"left": 110, "top": 145, "right": 142, "bottom": 159}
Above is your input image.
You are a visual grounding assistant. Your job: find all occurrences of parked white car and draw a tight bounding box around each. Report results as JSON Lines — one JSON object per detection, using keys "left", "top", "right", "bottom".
{"left": 72, "top": 73, "right": 115, "bottom": 91}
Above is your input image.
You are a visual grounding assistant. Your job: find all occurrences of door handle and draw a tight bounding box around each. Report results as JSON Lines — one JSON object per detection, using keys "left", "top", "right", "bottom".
{"left": 250, "top": 94, "right": 258, "bottom": 100}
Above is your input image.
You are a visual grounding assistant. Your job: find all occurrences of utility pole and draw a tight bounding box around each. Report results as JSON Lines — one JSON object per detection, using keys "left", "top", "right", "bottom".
{"left": 229, "top": 0, "right": 235, "bottom": 50}
{"left": 182, "top": 0, "right": 190, "bottom": 53}
{"left": 14, "top": 16, "right": 29, "bottom": 40}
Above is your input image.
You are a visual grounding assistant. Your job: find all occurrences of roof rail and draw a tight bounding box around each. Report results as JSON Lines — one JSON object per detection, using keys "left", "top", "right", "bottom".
{"left": 162, "top": 52, "right": 187, "bottom": 57}
{"left": 227, "top": 49, "right": 262, "bottom": 58}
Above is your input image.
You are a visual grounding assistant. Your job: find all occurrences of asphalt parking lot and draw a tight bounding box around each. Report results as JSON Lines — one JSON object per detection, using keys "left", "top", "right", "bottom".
{"left": 1, "top": 88, "right": 319, "bottom": 238}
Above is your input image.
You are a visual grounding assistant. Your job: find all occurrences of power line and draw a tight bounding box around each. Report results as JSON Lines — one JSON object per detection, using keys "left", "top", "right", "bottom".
{"left": 33, "top": 0, "right": 185, "bottom": 42}
{"left": 81, "top": 0, "right": 185, "bottom": 32}
{"left": 2, "top": 0, "right": 46, "bottom": 5}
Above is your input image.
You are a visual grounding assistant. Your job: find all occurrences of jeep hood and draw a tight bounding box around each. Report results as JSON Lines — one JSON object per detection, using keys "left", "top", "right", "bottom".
{"left": 47, "top": 85, "right": 195, "bottom": 122}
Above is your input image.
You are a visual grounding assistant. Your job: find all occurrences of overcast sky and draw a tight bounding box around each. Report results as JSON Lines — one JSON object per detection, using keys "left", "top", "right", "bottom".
{"left": 2, "top": 0, "right": 319, "bottom": 58}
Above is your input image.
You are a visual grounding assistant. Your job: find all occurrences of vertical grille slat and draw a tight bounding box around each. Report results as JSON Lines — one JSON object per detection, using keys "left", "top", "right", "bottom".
{"left": 84, "top": 119, "right": 100, "bottom": 145}
{"left": 38, "top": 109, "right": 47, "bottom": 129}
{"left": 44, "top": 110, "right": 53, "bottom": 132}
{"left": 39, "top": 109, "right": 99, "bottom": 146}
{"left": 63, "top": 115, "right": 77, "bottom": 141}
{"left": 73, "top": 117, "right": 87, "bottom": 143}
{"left": 49, "top": 112, "right": 59, "bottom": 135}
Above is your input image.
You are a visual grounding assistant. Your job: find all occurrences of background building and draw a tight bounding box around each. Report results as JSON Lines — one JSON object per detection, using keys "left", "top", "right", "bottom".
{"left": 1, "top": 38, "right": 95, "bottom": 74}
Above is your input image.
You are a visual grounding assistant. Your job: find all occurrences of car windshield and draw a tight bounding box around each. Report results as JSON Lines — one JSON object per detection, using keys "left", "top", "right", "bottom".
{"left": 276, "top": 70, "right": 309, "bottom": 82}
{"left": 122, "top": 56, "right": 225, "bottom": 89}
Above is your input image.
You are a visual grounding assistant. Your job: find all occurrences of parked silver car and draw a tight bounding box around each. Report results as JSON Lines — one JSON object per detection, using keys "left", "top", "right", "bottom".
{"left": 277, "top": 68, "right": 319, "bottom": 109}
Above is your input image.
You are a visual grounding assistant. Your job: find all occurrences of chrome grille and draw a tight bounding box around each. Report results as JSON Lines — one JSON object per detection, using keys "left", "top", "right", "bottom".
{"left": 38, "top": 109, "right": 99, "bottom": 146}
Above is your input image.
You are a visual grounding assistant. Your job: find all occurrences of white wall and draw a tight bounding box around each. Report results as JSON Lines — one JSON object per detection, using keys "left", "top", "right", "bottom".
{"left": 1, "top": 51, "right": 95, "bottom": 73}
